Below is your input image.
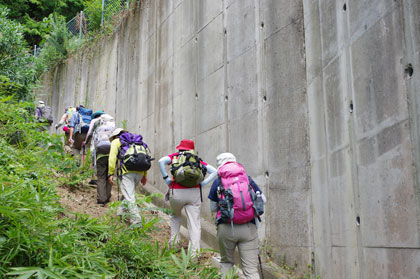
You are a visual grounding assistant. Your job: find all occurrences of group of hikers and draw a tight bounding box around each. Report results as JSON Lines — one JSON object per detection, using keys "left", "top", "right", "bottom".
{"left": 35, "top": 100, "right": 268, "bottom": 279}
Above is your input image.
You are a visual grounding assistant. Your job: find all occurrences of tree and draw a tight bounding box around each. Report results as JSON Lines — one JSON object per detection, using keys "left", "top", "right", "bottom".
{"left": 0, "top": 7, "right": 36, "bottom": 100}
{"left": 0, "top": 0, "right": 84, "bottom": 47}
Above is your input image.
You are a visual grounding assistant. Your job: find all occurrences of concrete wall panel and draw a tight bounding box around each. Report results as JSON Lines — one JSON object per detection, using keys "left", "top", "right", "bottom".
{"left": 362, "top": 248, "right": 420, "bottom": 279}
{"left": 197, "top": 14, "right": 224, "bottom": 81}
{"left": 225, "top": 0, "right": 255, "bottom": 61}
{"left": 197, "top": 68, "right": 225, "bottom": 133}
{"left": 227, "top": 47, "right": 258, "bottom": 121}
{"left": 351, "top": 8, "right": 407, "bottom": 136}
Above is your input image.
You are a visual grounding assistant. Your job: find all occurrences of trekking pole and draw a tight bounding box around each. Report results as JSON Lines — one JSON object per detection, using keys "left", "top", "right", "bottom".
{"left": 82, "top": 144, "right": 85, "bottom": 165}
{"left": 116, "top": 177, "right": 120, "bottom": 201}
{"left": 258, "top": 253, "right": 264, "bottom": 279}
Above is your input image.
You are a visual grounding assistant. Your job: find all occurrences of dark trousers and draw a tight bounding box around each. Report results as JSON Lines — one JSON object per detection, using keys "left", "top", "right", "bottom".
{"left": 96, "top": 156, "right": 111, "bottom": 203}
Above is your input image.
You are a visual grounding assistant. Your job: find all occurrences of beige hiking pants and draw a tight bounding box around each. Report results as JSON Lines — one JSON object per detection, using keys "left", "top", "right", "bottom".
{"left": 118, "top": 172, "right": 143, "bottom": 225}
{"left": 169, "top": 188, "right": 201, "bottom": 256}
{"left": 218, "top": 222, "right": 260, "bottom": 279}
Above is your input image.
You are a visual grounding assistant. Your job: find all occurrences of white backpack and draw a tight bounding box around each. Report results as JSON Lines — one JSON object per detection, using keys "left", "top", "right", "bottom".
{"left": 93, "top": 114, "right": 115, "bottom": 154}
{"left": 98, "top": 114, "right": 114, "bottom": 127}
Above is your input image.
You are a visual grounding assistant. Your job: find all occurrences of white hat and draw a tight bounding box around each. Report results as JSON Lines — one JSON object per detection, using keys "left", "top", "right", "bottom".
{"left": 38, "top": 101, "right": 44, "bottom": 104}
{"left": 216, "top": 152, "right": 237, "bottom": 169}
{"left": 109, "top": 128, "right": 127, "bottom": 141}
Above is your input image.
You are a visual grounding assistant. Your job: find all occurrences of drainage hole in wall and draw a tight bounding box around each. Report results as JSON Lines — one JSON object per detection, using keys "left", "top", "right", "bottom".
{"left": 225, "top": 96, "right": 228, "bottom": 101}
{"left": 265, "top": 171, "right": 269, "bottom": 178}
{"left": 263, "top": 96, "right": 267, "bottom": 102}
{"left": 260, "top": 22, "right": 264, "bottom": 29}
{"left": 405, "top": 64, "right": 414, "bottom": 79}
{"left": 356, "top": 216, "right": 360, "bottom": 226}
{"left": 195, "top": 94, "right": 198, "bottom": 100}
{"left": 349, "top": 101, "right": 353, "bottom": 113}
{"left": 343, "top": 3, "right": 347, "bottom": 11}
{"left": 224, "top": 28, "right": 227, "bottom": 35}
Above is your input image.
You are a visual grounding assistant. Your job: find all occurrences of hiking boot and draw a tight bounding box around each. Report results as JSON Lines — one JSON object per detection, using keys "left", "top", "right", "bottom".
{"left": 97, "top": 201, "right": 106, "bottom": 207}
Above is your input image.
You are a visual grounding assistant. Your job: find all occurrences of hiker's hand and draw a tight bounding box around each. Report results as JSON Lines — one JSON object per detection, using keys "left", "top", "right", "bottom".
{"left": 81, "top": 141, "right": 85, "bottom": 147}
{"left": 108, "top": 175, "right": 114, "bottom": 186}
{"left": 69, "top": 138, "right": 74, "bottom": 145}
{"left": 55, "top": 124, "right": 58, "bottom": 129}
{"left": 141, "top": 176, "right": 147, "bottom": 185}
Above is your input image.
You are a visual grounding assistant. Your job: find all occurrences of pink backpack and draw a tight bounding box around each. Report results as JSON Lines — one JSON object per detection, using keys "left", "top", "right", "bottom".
{"left": 216, "top": 162, "right": 256, "bottom": 227}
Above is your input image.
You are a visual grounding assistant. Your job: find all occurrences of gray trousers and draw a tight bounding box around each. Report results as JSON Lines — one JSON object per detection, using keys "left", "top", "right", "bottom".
{"left": 96, "top": 156, "right": 111, "bottom": 203}
{"left": 218, "top": 222, "right": 260, "bottom": 279}
{"left": 169, "top": 188, "right": 201, "bottom": 256}
{"left": 118, "top": 172, "right": 143, "bottom": 224}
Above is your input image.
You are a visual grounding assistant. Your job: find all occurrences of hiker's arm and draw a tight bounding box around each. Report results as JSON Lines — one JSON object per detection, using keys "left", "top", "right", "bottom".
{"left": 84, "top": 119, "right": 97, "bottom": 144}
{"left": 208, "top": 180, "right": 219, "bottom": 212}
{"left": 158, "top": 156, "right": 172, "bottom": 185}
{"left": 55, "top": 113, "right": 67, "bottom": 128}
{"left": 200, "top": 164, "right": 217, "bottom": 187}
{"left": 249, "top": 177, "right": 267, "bottom": 203}
{"left": 108, "top": 139, "right": 119, "bottom": 177}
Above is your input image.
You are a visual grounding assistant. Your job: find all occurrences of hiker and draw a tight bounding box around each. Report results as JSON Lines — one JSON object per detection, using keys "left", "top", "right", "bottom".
{"left": 208, "top": 152, "right": 266, "bottom": 279}
{"left": 83, "top": 111, "right": 115, "bottom": 205}
{"left": 55, "top": 106, "right": 76, "bottom": 129}
{"left": 158, "top": 139, "right": 217, "bottom": 256}
{"left": 68, "top": 105, "right": 92, "bottom": 159}
{"left": 62, "top": 125, "right": 72, "bottom": 153}
{"left": 56, "top": 107, "right": 76, "bottom": 144}
{"left": 35, "top": 101, "right": 53, "bottom": 131}
{"left": 108, "top": 129, "right": 152, "bottom": 225}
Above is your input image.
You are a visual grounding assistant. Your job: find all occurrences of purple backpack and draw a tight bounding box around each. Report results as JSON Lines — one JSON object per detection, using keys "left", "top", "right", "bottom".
{"left": 117, "top": 132, "right": 153, "bottom": 174}
{"left": 216, "top": 162, "right": 256, "bottom": 231}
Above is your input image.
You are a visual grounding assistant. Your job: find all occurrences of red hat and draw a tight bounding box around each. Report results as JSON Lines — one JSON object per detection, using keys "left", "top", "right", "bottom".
{"left": 63, "top": 126, "right": 69, "bottom": 132}
{"left": 176, "top": 139, "right": 195, "bottom": 151}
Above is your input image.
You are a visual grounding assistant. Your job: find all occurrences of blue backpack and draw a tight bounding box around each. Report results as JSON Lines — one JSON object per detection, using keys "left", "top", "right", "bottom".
{"left": 78, "top": 107, "right": 92, "bottom": 133}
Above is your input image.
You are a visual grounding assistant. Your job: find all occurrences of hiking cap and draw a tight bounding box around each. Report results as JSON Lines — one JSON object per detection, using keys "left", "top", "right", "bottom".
{"left": 216, "top": 152, "right": 237, "bottom": 169}
{"left": 109, "top": 128, "right": 127, "bottom": 141}
{"left": 38, "top": 101, "right": 44, "bottom": 105}
{"left": 91, "top": 111, "right": 105, "bottom": 119}
{"left": 63, "top": 126, "right": 69, "bottom": 132}
{"left": 176, "top": 139, "right": 195, "bottom": 151}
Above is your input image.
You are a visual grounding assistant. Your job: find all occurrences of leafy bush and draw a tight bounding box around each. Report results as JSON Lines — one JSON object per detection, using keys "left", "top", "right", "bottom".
{"left": 0, "top": 8, "right": 37, "bottom": 100}
{"left": 35, "top": 13, "right": 71, "bottom": 74}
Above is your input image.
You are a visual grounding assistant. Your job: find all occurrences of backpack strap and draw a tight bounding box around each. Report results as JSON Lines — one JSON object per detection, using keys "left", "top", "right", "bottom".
{"left": 247, "top": 176, "right": 262, "bottom": 224}
{"left": 215, "top": 178, "right": 235, "bottom": 234}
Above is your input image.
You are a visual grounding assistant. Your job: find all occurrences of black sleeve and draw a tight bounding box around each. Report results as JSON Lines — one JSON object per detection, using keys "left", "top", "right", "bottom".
{"left": 249, "top": 177, "right": 262, "bottom": 193}
{"left": 208, "top": 179, "right": 220, "bottom": 202}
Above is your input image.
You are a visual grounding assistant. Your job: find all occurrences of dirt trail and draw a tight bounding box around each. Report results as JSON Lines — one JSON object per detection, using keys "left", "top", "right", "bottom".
{"left": 55, "top": 181, "right": 215, "bottom": 261}
{"left": 56, "top": 181, "right": 172, "bottom": 244}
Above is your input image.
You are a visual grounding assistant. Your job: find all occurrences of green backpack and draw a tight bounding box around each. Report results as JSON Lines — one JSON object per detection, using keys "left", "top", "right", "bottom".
{"left": 171, "top": 151, "right": 206, "bottom": 187}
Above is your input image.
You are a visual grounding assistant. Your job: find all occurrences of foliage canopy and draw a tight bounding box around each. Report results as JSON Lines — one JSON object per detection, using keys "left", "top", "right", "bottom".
{"left": 0, "top": 0, "right": 84, "bottom": 46}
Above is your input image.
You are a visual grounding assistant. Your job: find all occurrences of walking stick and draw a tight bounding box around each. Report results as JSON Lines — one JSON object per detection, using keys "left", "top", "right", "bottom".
{"left": 82, "top": 144, "right": 85, "bottom": 165}
{"left": 258, "top": 253, "right": 264, "bottom": 279}
{"left": 116, "top": 176, "right": 120, "bottom": 201}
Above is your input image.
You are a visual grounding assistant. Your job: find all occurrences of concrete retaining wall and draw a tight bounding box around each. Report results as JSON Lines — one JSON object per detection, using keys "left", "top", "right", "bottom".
{"left": 38, "top": 0, "right": 420, "bottom": 277}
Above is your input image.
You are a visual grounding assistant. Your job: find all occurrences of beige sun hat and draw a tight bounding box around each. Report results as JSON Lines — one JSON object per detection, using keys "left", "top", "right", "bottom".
{"left": 109, "top": 128, "right": 127, "bottom": 141}
{"left": 216, "top": 152, "right": 237, "bottom": 169}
